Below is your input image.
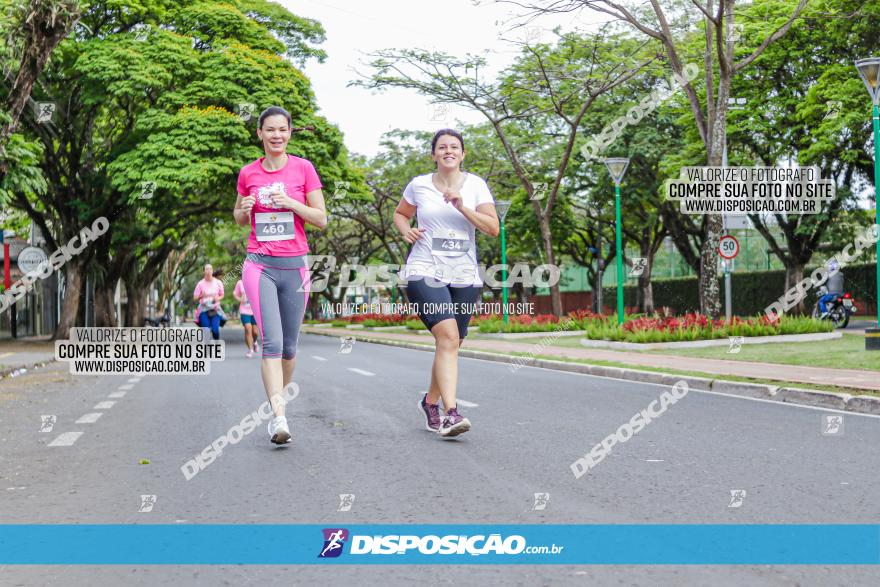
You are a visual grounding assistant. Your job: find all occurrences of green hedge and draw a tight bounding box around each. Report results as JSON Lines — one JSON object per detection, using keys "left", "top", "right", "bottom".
{"left": 603, "top": 262, "right": 877, "bottom": 315}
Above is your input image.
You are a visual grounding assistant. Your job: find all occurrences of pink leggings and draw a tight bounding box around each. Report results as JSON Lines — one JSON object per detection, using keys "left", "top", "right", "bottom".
{"left": 241, "top": 255, "right": 310, "bottom": 359}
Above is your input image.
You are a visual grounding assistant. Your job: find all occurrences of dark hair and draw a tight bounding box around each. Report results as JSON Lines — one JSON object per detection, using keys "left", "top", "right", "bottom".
{"left": 431, "top": 128, "right": 465, "bottom": 153}
{"left": 258, "top": 106, "right": 291, "bottom": 129}
{"left": 257, "top": 105, "right": 315, "bottom": 135}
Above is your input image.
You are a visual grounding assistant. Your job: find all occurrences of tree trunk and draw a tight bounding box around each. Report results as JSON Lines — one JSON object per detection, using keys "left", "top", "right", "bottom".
{"left": 94, "top": 282, "right": 117, "bottom": 327}
{"left": 124, "top": 281, "right": 148, "bottom": 327}
{"left": 54, "top": 262, "right": 84, "bottom": 340}
{"left": 538, "top": 215, "right": 562, "bottom": 316}
{"left": 699, "top": 101, "right": 727, "bottom": 317}
{"left": 784, "top": 262, "right": 807, "bottom": 315}
{"left": 307, "top": 293, "right": 321, "bottom": 320}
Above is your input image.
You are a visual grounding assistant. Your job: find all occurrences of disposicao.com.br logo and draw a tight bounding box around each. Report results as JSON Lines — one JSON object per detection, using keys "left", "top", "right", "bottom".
{"left": 318, "top": 528, "right": 564, "bottom": 558}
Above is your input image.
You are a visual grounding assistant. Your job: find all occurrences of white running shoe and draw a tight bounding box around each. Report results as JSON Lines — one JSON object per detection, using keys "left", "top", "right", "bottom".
{"left": 245, "top": 350, "right": 254, "bottom": 358}
{"left": 268, "top": 416, "right": 291, "bottom": 444}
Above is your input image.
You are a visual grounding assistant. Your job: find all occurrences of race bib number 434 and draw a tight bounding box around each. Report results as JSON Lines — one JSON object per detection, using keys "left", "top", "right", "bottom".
{"left": 255, "top": 212, "right": 295, "bottom": 242}
{"left": 431, "top": 229, "right": 470, "bottom": 256}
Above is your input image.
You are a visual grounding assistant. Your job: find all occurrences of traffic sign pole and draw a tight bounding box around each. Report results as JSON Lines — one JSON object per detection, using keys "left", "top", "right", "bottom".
{"left": 722, "top": 144, "right": 732, "bottom": 323}
{"left": 724, "top": 216, "right": 732, "bottom": 322}
{"left": 718, "top": 233, "right": 740, "bottom": 322}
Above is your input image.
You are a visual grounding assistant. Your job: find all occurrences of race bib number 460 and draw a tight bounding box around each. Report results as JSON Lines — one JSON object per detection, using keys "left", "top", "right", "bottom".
{"left": 255, "top": 212, "right": 295, "bottom": 242}
{"left": 431, "top": 229, "right": 470, "bottom": 256}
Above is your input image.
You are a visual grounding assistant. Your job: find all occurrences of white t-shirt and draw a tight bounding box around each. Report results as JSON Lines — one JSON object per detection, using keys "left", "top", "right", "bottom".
{"left": 400, "top": 173, "right": 495, "bottom": 286}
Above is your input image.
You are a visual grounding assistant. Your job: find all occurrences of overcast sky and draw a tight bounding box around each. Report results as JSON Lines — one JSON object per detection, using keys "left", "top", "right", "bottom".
{"left": 285, "top": 0, "right": 605, "bottom": 158}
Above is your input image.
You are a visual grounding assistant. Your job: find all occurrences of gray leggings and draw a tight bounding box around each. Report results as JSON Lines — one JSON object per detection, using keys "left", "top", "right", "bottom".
{"left": 241, "top": 254, "right": 309, "bottom": 359}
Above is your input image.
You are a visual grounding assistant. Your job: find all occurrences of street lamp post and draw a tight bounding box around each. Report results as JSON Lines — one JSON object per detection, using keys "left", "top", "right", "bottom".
{"left": 855, "top": 58, "right": 880, "bottom": 350}
{"left": 604, "top": 158, "right": 630, "bottom": 326}
{"left": 496, "top": 199, "right": 511, "bottom": 323}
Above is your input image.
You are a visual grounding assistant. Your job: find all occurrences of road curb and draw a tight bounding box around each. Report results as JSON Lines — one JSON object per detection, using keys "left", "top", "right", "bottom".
{"left": 304, "top": 328, "right": 880, "bottom": 416}
{"left": 0, "top": 358, "right": 56, "bottom": 380}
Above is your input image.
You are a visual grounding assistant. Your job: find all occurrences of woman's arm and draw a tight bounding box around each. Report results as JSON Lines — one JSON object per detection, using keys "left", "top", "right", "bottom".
{"left": 394, "top": 199, "right": 424, "bottom": 244}
{"left": 458, "top": 203, "right": 500, "bottom": 237}
{"left": 234, "top": 194, "right": 255, "bottom": 226}
{"left": 193, "top": 282, "right": 202, "bottom": 303}
{"left": 443, "top": 191, "right": 500, "bottom": 237}
{"left": 271, "top": 189, "right": 328, "bottom": 229}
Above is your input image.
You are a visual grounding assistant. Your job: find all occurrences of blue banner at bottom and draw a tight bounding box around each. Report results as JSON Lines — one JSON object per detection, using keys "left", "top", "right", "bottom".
{"left": 0, "top": 525, "right": 878, "bottom": 564}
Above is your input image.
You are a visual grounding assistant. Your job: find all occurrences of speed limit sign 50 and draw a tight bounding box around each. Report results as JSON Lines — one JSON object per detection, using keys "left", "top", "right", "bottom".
{"left": 718, "top": 235, "right": 740, "bottom": 259}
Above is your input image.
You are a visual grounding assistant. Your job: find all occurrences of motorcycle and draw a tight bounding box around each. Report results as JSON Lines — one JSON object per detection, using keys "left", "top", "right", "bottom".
{"left": 811, "top": 286, "right": 856, "bottom": 329}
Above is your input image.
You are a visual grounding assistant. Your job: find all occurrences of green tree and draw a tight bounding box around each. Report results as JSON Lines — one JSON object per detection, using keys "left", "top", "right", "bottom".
{"left": 0, "top": 0, "right": 81, "bottom": 178}
{"left": 511, "top": 0, "right": 809, "bottom": 317}
{"left": 729, "top": 0, "right": 880, "bottom": 312}
{"left": 12, "top": 0, "right": 361, "bottom": 336}
{"left": 355, "top": 30, "right": 648, "bottom": 316}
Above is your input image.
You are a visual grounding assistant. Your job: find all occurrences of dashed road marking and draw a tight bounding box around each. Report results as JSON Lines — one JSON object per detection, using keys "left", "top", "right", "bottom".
{"left": 118, "top": 384, "right": 134, "bottom": 390}
{"left": 108, "top": 391, "right": 126, "bottom": 399}
{"left": 76, "top": 413, "right": 103, "bottom": 424}
{"left": 312, "top": 355, "right": 327, "bottom": 361}
{"left": 94, "top": 401, "right": 116, "bottom": 410}
{"left": 347, "top": 368, "right": 374, "bottom": 377}
{"left": 456, "top": 399, "right": 479, "bottom": 408}
{"left": 127, "top": 378, "right": 141, "bottom": 383}
{"left": 48, "top": 432, "right": 83, "bottom": 447}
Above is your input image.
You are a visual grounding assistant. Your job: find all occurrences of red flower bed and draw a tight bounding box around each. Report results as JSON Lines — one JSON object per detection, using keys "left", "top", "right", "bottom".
{"left": 473, "top": 313, "right": 560, "bottom": 325}
{"left": 621, "top": 312, "right": 779, "bottom": 333}
{"left": 347, "top": 312, "right": 410, "bottom": 324}
{"left": 566, "top": 309, "right": 604, "bottom": 321}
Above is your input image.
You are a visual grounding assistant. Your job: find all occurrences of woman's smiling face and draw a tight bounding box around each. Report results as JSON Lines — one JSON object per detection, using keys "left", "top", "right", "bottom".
{"left": 257, "top": 114, "right": 291, "bottom": 156}
{"left": 432, "top": 134, "right": 465, "bottom": 171}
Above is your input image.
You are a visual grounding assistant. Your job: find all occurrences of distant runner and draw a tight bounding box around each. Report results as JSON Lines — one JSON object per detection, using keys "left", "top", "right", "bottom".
{"left": 233, "top": 278, "right": 260, "bottom": 357}
{"left": 193, "top": 263, "right": 225, "bottom": 341}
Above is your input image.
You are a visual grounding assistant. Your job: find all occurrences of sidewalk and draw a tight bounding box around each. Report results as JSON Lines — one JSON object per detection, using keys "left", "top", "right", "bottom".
{"left": 307, "top": 327, "right": 880, "bottom": 393}
{"left": 0, "top": 337, "right": 56, "bottom": 376}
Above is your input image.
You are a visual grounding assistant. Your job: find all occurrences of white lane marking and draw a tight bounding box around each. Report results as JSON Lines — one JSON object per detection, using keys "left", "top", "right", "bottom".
{"left": 312, "top": 355, "right": 328, "bottom": 362}
{"left": 456, "top": 399, "right": 479, "bottom": 408}
{"left": 94, "top": 401, "right": 116, "bottom": 409}
{"left": 645, "top": 459, "right": 664, "bottom": 462}
{"left": 108, "top": 391, "right": 126, "bottom": 399}
{"left": 76, "top": 413, "right": 103, "bottom": 424}
{"left": 48, "top": 432, "right": 83, "bottom": 447}
{"left": 347, "top": 368, "right": 375, "bottom": 377}
{"left": 118, "top": 384, "right": 134, "bottom": 390}
{"left": 127, "top": 378, "right": 141, "bottom": 383}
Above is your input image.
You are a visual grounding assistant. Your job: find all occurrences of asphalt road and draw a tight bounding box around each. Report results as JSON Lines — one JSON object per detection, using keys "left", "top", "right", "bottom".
{"left": 1, "top": 331, "right": 879, "bottom": 586}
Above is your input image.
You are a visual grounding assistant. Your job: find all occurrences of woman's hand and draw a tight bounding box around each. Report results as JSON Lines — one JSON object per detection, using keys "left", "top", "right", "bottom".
{"left": 240, "top": 195, "right": 256, "bottom": 215}
{"left": 269, "top": 190, "right": 297, "bottom": 210}
{"left": 443, "top": 190, "right": 463, "bottom": 210}
{"left": 403, "top": 227, "right": 425, "bottom": 244}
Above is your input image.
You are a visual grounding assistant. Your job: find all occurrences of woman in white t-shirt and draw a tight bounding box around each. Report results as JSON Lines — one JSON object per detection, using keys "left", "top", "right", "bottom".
{"left": 394, "top": 129, "right": 500, "bottom": 438}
